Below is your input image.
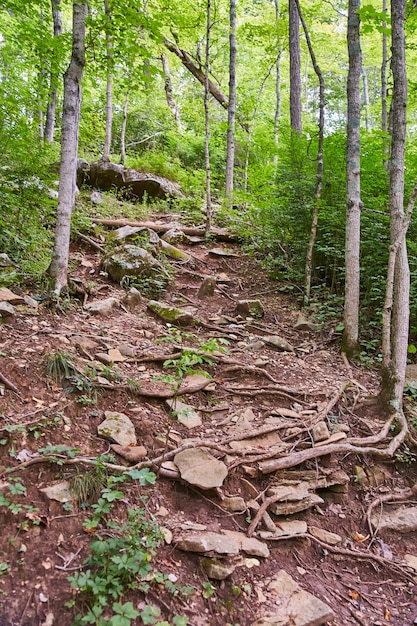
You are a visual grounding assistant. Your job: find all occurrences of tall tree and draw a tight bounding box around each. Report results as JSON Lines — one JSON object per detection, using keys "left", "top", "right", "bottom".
{"left": 204, "top": 0, "right": 212, "bottom": 233}
{"left": 289, "top": 0, "right": 302, "bottom": 132}
{"left": 49, "top": 1, "right": 87, "bottom": 295}
{"left": 273, "top": 0, "right": 281, "bottom": 163}
{"left": 161, "top": 53, "right": 182, "bottom": 129}
{"left": 44, "top": 0, "right": 63, "bottom": 143}
{"left": 103, "top": 0, "right": 113, "bottom": 161}
{"left": 225, "top": 0, "right": 237, "bottom": 198}
{"left": 343, "top": 0, "right": 362, "bottom": 357}
{"left": 294, "top": 0, "right": 325, "bottom": 306}
{"left": 381, "top": 0, "right": 410, "bottom": 409}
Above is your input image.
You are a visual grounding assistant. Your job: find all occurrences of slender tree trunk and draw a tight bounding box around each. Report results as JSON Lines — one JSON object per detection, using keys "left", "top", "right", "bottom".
{"left": 273, "top": 0, "right": 281, "bottom": 166}
{"left": 225, "top": 0, "right": 237, "bottom": 199}
{"left": 294, "top": 0, "right": 325, "bottom": 306}
{"left": 381, "top": 0, "right": 409, "bottom": 410}
{"left": 362, "top": 66, "right": 370, "bottom": 131}
{"left": 204, "top": 0, "right": 212, "bottom": 233}
{"left": 161, "top": 53, "right": 182, "bottom": 129}
{"left": 45, "top": 0, "right": 63, "bottom": 143}
{"left": 343, "top": 0, "right": 362, "bottom": 357}
{"left": 289, "top": 0, "right": 302, "bottom": 132}
{"left": 49, "top": 2, "right": 87, "bottom": 295}
{"left": 103, "top": 0, "right": 113, "bottom": 161}
{"left": 120, "top": 86, "right": 130, "bottom": 165}
{"left": 381, "top": 0, "right": 389, "bottom": 166}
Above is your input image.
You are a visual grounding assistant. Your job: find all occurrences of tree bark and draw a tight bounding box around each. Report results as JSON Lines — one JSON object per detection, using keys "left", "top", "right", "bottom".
{"left": 161, "top": 53, "right": 181, "bottom": 129}
{"left": 273, "top": 0, "right": 281, "bottom": 166}
{"left": 362, "top": 66, "right": 370, "bottom": 131}
{"left": 103, "top": 0, "right": 113, "bottom": 162}
{"left": 381, "top": 0, "right": 409, "bottom": 409}
{"left": 44, "top": 0, "right": 63, "bottom": 143}
{"left": 381, "top": 0, "right": 389, "bottom": 166}
{"left": 294, "top": 0, "right": 325, "bottom": 306}
{"left": 120, "top": 86, "right": 130, "bottom": 165}
{"left": 289, "top": 0, "right": 302, "bottom": 132}
{"left": 204, "top": 0, "right": 212, "bottom": 233}
{"left": 225, "top": 0, "right": 237, "bottom": 199}
{"left": 343, "top": 0, "right": 362, "bottom": 357}
{"left": 49, "top": 2, "right": 87, "bottom": 295}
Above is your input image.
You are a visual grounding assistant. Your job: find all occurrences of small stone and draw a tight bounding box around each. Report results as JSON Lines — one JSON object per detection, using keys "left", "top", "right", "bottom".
{"left": 294, "top": 313, "right": 319, "bottom": 332}
{"left": 108, "top": 348, "right": 126, "bottom": 362}
{"left": 176, "top": 532, "right": 239, "bottom": 555}
{"left": 309, "top": 526, "right": 342, "bottom": 545}
{"left": 161, "top": 527, "right": 173, "bottom": 545}
{"left": 312, "top": 421, "right": 330, "bottom": 442}
{"left": 122, "top": 287, "right": 143, "bottom": 311}
{"left": 201, "top": 558, "right": 235, "bottom": 580}
{"left": 95, "top": 352, "right": 114, "bottom": 365}
{"left": 263, "top": 335, "right": 294, "bottom": 352}
{"left": 370, "top": 506, "right": 417, "bottom": 533}
{"left": 315, "top": 431, "right": 347, "bottom": 446}
{"left": 98, "top": 411, "right": 137, "bottom": 446}
{"left": 235, "top": 300, "right": 264, "bottom": 318}
{"left": 247, "top": 341, "right": 265, "bottom": 352}
{"left": 147, "top": 300, "right": 195, "bottom": 326}
{"left": 117, "top": 343, "right": 136, "bottom": 357}
{"left": 0, "top": 302, "right": 15, "bottom": 319}
{"left": 84, "top": 297, "right": 119, "bottom": 316}
{"left": 0, "top": 288, "right": 24, "bottom": 304}
{"left": 110, "top": 444, "right": 147, "bottom": 462}
{"left": 40, "top": 481, "right": 74, "bottom": 503}
{"left": 166, "top": 398, "right": 202, "bottom": 429}
{"left": 404, "top": 554, "right": 417, "bottom": 571}
{"left": 259, "top": 520, "right": 307, "bottom": 539}
{"left": 90, "top": 191, "right": 103, "bottom": 204}
{"left": 174, "top": 448, "right": 228, "bottom": 489}
{"left": 198, "top": 276, "right": 217, "bottom": 299}
{"left": 221, "top": 496, "right": 246, "bottom": 513}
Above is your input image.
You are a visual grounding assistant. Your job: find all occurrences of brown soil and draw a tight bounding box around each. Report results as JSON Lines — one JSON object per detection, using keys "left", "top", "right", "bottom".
{"left": 0, "top": 230, "right": 416, "bottom": 626}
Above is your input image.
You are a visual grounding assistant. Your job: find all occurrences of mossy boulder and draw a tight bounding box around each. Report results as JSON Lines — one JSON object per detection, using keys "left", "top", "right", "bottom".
{"left": 102, "top": 245, "right": 168, "bottom": 284}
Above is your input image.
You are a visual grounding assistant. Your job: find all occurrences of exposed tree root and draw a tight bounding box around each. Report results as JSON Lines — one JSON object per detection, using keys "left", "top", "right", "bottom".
{"left": 366, "top": 481, "right": 417, "bottom": 538}
{"left": 0, "top": 369, "right": 19, "bottom": 394}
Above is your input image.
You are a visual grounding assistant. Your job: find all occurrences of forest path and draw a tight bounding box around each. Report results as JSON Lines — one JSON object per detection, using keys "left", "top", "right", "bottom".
{"left": 0, "top": 221, "right": 416, "bottom": 626}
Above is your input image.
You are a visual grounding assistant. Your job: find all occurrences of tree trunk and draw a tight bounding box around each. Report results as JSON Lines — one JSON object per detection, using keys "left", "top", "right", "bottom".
{"left": 273, "top": 0, "right": 281, "bottom": 167}
{"left": 225, "top": 0, "right": 237, "bottom": 199}
{"left": 204, "top": 0, "right": 212, "bottom": 233}
{"left": 120, "top": 86, "right": 130, "bottom": 165}
{"left": 44, "top": 0, "right": 63, "bottom": 143}
{"left": 362, "top": 66, "right": 370, "bottom": 131}
{"left": 294, "top": 0, "right": 325, "bottom": 307}
{"left": 381, "top": 0, "right": 409, "bottom": 410}
{"left": 381, "top": 0, "right": 389, "bottom": 166}
{"left": 49, "top": 1, "right": 87, "bottom": 295}
{"left": 161, "top": 53, "right": 182, "bottom": 129}
{"left": 289, "top": 0, "right": 302, "bottom": 132}
{"left": 103, "top": 0, "right": 113, "bottom": 162}
{"left": 343, "top": 0, "right": 362, "bottom": 357}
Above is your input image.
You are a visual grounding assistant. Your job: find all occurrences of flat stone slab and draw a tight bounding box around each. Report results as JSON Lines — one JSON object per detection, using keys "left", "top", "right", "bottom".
{"left": 263, "top": 335, "right": 294, "bottom": 352}
{"left": 223, "top": 530, "right": 270, "bottom": 558}
{"left": 176, "top": 531, "right": 239, "bottom": 555}
{"left": 253, "top": 569, "right": 335, "bottom": 626}
{"left": 259, "top": 520, "right": 307, "bottom": 539}
{"left": 84, "top": 297, "right": 119, "bottom": 316}
{"left": 370, "top": 506, "right": 417, "bottom": 533}
{"left": 309, "top": 526, "right": 342, "bottom": 545}
{"left": 98, "top": 411, "right": 137, "bottom": 446}
{"left": 174, "top": 448, "right": 228, "bottom": 489}
{"left": 0, "top": 288, "right": 24, "bottom": 304}
{"left": 40, "top": 481, "right": 74, "bottom": 503}
{"left": 165, "top": 398, "right": 202, "bottom": 429}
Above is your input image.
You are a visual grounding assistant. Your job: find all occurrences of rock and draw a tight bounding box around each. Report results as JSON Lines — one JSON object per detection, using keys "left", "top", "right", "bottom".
{"left": 235, "top": 300, "right": 264, "bottom": 318}
{"left": 110, "top": 444, "right": 147, "bottom": 462}
{"left": 161, "top": 527, "right": 173, "bottom": 544}
{"left": 166, "top": 398, "right": 202, "bottom": 429}
{"left": 107, "top": 348, "right": 126, "bottom": 362}
{"left": 269, "top": 493, "right": 324, "bottom": 516}
{"left": 229, "top": 431, "right": 282, "bottom": 451}
{"left": 90, "top": 190, "right": 103, "bottom": 204}
{"left": 148, "top": 300, "right": 196, "bottom": 326}
{"left": 404, "top": 554, "right": 417, "bottom": 571}
{"left": 263, "top": 335, "right": 294, "bottom": 352}
{"left": 370, "top": 506, "right": 417, "bottom": 533}
{"left": 198, "top": 276, "right": 216, "bottom": 299}
{"left": 253, "top": 570, "right": 334, "bottom": 626}
{"left": 48, "top": 188, "right": 59, "bottom": 200}
{"left": 109, "top": 225, "right": 144, "bottom": 242}
{"left": 308, "top": 526, "right": 342, "bottom": 545}
{"left": 23, "top": 295, "right": 38, "bottom": 309}
{"left": 311, "top": 421, "right": 330, "bottom": 442}
{"left": 220, "top": 496, "right": 246, "bottom": 513}
{"left": 0, "top": 288, "right": 24, "bottom": 304}
{"left": 270, "top": 407, "right": 301, "bottom": 418}
{"left": 95, "top": 353, "right": 114, "bottom": 365}
{"left": 0, "top": 302, "right": 15, "bottom": 319}
{"left": 102, "top": 245, "right": 168, "bottom": 285}
{"left": 223, "top": 530, "right": 270, "bottom": 558}
{"left": 209, "top": 248, "right": 239, "bottom": 257}
{"left": 84, "top": 297, "right": 119, "bottom": 316}
{"left": 98, "top": 411, "right": 137, "bottom": 446}
{"left": 294, "top": 313, "right": 319, "bottom": 332}
{"left": 176, "top": 532, "right": 239, "bottom": 555}
{"left": 122, "top": 287, "right": 144, "bottom": 312}
{"left": 174, "top": 448, "right": 228, "bottom": 489}
{"left": 161, "top": 227, "right": 189, "bottom": 245}
{"left": 201, "top": 558, "right": 235, "bottom": 580}
{"left": 117, "top": 343, "right": 136, "bottom": 358}
{"left": 247, "top": 341, "right": 265, "bottom": 352}
{"left": 259, "top": 520, "right": 307, "bottom": 539}
{"left": 40, "top": 481, "right": 74, "bottom": 503}
{"left": 85, "top": 160, "right": 182, "bottom": 200}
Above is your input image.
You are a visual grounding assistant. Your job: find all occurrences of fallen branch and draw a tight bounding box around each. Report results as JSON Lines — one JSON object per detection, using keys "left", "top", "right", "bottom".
{"left": 0, "top": 369, "right": 19, "bottom": 394}
{"left": 89, "top": 219, "right": 237, "bottom": 242}
{"left": 74, "top": 230, "right": 104, "bottom": 251}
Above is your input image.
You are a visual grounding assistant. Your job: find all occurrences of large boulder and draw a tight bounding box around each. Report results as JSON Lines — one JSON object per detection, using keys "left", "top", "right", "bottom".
{"left": 102, "top": 245, "right": 168, "bottom": 284}
{"left": 78, "top": 160, "right": 182, "bottom": 200}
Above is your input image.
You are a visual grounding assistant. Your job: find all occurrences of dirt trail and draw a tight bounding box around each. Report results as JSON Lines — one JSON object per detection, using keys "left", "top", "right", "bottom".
{"left": 0, "top": 230, "right": 416, "bottom": 626}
